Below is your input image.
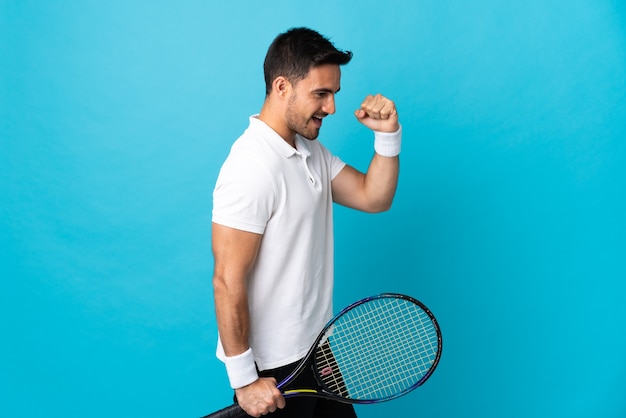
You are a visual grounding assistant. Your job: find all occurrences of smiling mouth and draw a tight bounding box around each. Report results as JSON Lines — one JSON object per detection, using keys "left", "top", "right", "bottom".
{"left": 312, "top": 115, "right": 325, "bottom": 127}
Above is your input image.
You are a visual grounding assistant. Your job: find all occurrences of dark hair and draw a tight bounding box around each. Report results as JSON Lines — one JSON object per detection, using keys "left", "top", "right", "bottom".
{"left": 263, "top": 27, "right": 353, "bottom": 95}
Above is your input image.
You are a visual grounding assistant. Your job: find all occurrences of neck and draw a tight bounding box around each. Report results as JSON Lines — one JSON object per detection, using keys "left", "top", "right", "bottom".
{"left": 258, "top": 99, "right": 296, "bottom": 148}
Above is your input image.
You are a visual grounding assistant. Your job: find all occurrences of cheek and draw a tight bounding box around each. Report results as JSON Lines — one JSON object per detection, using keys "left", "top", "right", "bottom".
{"left": 306, "top": 102, "right": 321, "bottom": 117}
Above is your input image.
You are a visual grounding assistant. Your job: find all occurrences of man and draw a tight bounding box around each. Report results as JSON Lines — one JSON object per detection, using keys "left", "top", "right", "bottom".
{"left": 212, "top": 27, "right": 401, "bottom": 417}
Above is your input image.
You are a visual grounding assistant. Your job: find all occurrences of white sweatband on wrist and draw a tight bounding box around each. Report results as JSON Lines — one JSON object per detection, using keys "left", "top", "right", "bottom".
{"left": 374, "top": 125, "right": 402, "bottom": 157}
{"left": 224, "top": 348, "right": 259, "bottom": 389}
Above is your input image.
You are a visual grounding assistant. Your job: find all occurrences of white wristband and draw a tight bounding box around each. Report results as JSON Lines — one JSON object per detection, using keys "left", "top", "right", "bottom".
{"left": 224, "top": 348, "right": 259, "bottom": 389}
{"left": 374, "top": 125, "right": 402, "bottom": 157}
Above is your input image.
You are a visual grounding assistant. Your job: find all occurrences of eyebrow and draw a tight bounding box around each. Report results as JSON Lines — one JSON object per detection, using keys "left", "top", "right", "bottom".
{"left": 313, "top": 87, "right": 341, "bottom": 94}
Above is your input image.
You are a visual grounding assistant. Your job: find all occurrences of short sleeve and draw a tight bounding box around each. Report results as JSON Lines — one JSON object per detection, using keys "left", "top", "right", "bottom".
{"left": 212, "top": 153, "right": 275, "bottom": 235}
{"left": 330, "top": 153, "right": 346, "bottom": 180}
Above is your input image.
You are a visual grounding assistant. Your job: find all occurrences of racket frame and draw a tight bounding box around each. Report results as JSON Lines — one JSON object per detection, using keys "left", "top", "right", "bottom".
{"left": 277, "top": 292, "right": 443, "bottom": 404}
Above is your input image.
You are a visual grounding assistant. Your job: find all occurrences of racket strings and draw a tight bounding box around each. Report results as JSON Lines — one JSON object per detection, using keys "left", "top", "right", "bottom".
{"left": 349, "top": 301, "right": 437, "bottom": 397}
{"left": 342, "top": 301, "right": 427, "bottom": 395}
{"left": 315, "top": 340, "right": 349, "bottom": 397}
{"left": 319, "top": 297, "right": 440, "bottom": 401}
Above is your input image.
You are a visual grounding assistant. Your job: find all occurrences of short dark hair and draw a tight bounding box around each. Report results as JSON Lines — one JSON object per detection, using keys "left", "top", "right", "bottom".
{"left": 263, "top": 27, "right": 353, "bottom": 95}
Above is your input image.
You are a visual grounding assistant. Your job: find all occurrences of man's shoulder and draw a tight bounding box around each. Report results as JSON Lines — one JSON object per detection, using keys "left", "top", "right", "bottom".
{"left": 229, "top": 119, "right": 280, "bottom": 157}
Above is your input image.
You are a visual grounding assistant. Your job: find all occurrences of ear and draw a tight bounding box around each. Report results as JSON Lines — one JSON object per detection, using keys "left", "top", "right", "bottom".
{"left": 272, "top": 76, "right": 292, "bottom": 99}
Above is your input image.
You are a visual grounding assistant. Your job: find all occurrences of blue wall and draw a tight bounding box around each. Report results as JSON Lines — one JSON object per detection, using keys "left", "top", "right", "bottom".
{"left": 2, "top": 1, "right": 625, "bottom": 417}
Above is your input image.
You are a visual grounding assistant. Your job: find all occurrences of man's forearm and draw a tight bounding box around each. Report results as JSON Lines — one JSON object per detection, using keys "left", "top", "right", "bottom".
{"left": 213, "top": 271, "right": 251, "bottom": 356}
{"left": 362, "top": 153, "right": 399, "bottom": 212}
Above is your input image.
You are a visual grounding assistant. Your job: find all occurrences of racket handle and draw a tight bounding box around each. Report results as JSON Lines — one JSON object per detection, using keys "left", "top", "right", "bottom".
{"left": 200, "top": 404, "right": 247, "bottom": 418}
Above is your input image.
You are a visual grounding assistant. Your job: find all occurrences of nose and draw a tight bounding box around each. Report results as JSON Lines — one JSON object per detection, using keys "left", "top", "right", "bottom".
{"left": 322, "top": 94, "right": 336, "bottom": 115}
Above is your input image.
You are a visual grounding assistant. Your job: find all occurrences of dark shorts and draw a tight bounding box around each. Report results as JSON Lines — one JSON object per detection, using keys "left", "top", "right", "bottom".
{"left": 234, "top": 359, "right": 358, "bottom": 418}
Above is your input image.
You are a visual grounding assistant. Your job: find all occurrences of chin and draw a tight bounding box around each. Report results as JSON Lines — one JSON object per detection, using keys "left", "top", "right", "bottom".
{"left": 298, "top": 130, "right": 319, "bottom": 140}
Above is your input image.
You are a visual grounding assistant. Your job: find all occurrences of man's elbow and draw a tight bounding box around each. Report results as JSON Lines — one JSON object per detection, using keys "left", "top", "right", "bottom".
{"left": 213, "top": 269, "right": 248, "bottom": 303}
{"left": 365, "top": 197, "right": 394, "bottom": 213}
{"left": 212, "top": 273, "right": 227, "bottom": 297}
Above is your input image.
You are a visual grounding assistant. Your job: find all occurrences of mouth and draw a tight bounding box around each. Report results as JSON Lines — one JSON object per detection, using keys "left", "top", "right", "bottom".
{"left": 312, "top": 115, "right": 325, "bottom": 128}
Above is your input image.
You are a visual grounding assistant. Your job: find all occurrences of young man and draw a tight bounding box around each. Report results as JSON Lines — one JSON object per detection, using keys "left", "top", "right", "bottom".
{"left": 212, "top": 27, "right": 401, "bottom": 417}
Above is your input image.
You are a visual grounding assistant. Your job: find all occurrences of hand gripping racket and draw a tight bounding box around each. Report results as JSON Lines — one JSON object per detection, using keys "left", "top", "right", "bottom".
{"left": 203, "top": 293, "right": 442, "bottom": 418}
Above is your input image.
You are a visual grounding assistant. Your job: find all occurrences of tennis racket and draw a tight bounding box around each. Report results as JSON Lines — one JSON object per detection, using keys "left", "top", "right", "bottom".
{"left": 203, "top": 293, "right": 442, "bottom": 418}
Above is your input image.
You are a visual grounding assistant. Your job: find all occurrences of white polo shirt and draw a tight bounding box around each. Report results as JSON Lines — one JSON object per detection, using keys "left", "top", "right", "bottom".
{"left": 212, "top": 116, "right": 346, "bottom": 371}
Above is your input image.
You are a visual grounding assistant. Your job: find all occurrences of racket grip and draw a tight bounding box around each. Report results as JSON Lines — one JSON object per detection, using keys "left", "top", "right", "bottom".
{"left": 200, "top": 404, "right": 247, "bottom": 418}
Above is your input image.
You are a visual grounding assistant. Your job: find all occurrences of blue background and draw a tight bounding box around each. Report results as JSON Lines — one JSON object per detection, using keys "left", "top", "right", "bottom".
{"left": 2, "top": 1, "right": 625, "bottom": 417}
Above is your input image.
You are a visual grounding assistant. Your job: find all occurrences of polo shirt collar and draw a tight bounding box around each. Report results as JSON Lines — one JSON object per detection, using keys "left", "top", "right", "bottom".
{"left": 249, "top": 115, "right": 312, "bottom": 159}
